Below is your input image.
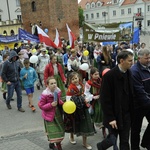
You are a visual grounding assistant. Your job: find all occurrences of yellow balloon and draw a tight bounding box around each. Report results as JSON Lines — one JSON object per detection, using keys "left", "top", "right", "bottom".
{"left": 63, "top": 101, "right": 76, "bottom": 114}
{"left": 83, "top": 50, "right": 89, "bottom": 56}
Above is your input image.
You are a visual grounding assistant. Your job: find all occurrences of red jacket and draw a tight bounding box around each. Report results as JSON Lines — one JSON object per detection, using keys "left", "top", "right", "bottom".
{"left": 44, "top": 62, "right": 66, "bottom": 85}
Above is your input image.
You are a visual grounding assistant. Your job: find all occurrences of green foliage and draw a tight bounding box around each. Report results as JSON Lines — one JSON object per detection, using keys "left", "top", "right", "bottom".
{"left": 78, "top": 6, "right": 84, "bottom": 27}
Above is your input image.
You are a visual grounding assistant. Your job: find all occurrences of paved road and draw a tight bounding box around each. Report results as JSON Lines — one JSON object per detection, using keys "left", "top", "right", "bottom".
{"left": 0, "top": 85, "right": 147, "bottom": 150}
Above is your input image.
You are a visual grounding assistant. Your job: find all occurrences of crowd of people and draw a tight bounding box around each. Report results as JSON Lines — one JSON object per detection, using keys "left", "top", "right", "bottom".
{"left": 0, "top": 39, "right": 150, "bottom": 150}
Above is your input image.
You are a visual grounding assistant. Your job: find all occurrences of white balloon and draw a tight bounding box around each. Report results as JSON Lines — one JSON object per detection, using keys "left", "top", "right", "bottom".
{"left": 79, "top": 63, "right": 89, "bottom": 71}
{"left": 29, "top": 55, "right": 38, "bottom": 63}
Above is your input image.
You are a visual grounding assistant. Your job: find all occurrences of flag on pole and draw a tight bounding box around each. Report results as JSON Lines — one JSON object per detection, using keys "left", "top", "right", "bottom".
{"left": 66, "top": 24, "right": 76, "bottom": 48}
{"left": 54, "top": 28, "right": 62, "bottom": 48}
{"left": 36, "top": 25, "right": 57, "bottom": 48}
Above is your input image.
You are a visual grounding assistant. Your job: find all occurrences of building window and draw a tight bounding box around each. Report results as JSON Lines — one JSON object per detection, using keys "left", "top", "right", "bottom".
{"left": 97, "top": 2, "right": 101, "bottom": 7}
{"left": 113, "top": 10, "right": 116, "bottom": 16}
{"left": 17, "top": 15, "right": 22, "bottom": 21}
{"left": 86, "top": 14, "right": 88, "bottom": 20}
{"left": 10, "top": 30, "right": 15, "bottom": 36}
{"left": 0, "top": 15, "right": 1, "bottom": 21}
{"left": 148, "top": 20, "right": 150, "bottom": 26}
{"left": 114, "top": 0, "right": 117, "bottom": 3}
{"left": 16, "top": 0, "right": 20, "bottom": 6}
{"left": 121, "top": 9, "right": 124, "bottom": 15}
{"left": 86, "top": 3, "right": 90, "bottom": 9}
{"left": 91, "top": 2, "right": 95, "bottom": 8}
{"left": 31, "top": 1, "right": 36, "bottom": 12}
{"left": 148, "top": 5, "right": 150, "bottom": 12}
{"left": 137, "top": 8, "right": 141, "bottom": 13}
{"left": 96, "top": 13, "right": 99, "bottom": 18}
{"left": 97, "top": 2, "right": 102, "bottom": 7}
{"left": 91, "top": 13, "right": 94, "bottom": 19}
{"left": 3, "top": 30, "right": 7, "bottom": 35}
{"left": 128, "top": 8, "right": 131, "bottom": 14}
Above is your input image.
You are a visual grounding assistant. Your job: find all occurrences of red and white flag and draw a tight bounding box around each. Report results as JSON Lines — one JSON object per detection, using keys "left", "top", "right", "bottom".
{"left": 54, "top": 28, "right": 62, "bottom": 48}
{"left": 36, "top": 25, "right": 57, "bottom": 48}
{"left": 66, "top": 24, "right": 76, "bottom": 49}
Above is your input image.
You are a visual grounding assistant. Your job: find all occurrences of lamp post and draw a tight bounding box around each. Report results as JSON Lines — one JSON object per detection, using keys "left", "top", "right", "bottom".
{"left": 102, "top": 11, "right": 107, "bottom": 24}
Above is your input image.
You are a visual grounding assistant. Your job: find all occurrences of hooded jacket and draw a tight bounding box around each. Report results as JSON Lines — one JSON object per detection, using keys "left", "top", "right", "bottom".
{"left": 1, "top": 50, "right": 19, "bottom": 82}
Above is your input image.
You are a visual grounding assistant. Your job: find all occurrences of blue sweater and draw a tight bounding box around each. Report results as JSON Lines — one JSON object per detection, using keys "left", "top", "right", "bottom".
{"left": 20, "top": 66, "right": 37, "bottom": 89}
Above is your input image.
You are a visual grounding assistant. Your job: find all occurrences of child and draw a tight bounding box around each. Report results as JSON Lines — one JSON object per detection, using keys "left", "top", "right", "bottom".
{"left": 20, "top": 59, "right": 37, "bottom": 112}
{"left": 84, "top": 67, "right": 106, "bottom": 138}
{"left": 38, "top": 77, "right": 65, "bottom": 150}
{"left": 65, "top": 72, "right": 95, "bottom": 150}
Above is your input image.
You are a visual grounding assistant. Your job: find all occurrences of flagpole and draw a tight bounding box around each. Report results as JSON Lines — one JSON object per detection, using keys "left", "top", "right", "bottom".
{"left": 82, "top": 21, "right": 85, "bottom": 45}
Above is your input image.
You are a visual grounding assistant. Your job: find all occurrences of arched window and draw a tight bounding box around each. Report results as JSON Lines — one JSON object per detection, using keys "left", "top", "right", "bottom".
{"left": 10, "top": 30, "right": 15, "bottom": 36}
{"left": 31, "top": 1, "right": 36, "bottom": 12}
{"left": 86, "top": 3, "right": 90, "bottom": 9}
{"left": 3, "top": 30, "right": 7, "bottom": 35}
{"left": 91, "top": 2, "right": 95, "bottom": 8}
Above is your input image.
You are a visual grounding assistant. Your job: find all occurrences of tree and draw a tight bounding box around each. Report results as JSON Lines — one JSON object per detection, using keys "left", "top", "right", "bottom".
{"left": 78, "top": 6, "right": 84, "bottom": 28}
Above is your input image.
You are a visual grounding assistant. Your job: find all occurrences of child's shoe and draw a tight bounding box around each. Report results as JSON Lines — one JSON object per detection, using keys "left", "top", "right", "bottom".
{"left": 49, "top": 143, "right": 58, "bottom": 150}
{"left": 31, "top": 105, "right": 36, "bottom": 112}
{"left": 56, "top": 143, "right": 62, "bottom": 150}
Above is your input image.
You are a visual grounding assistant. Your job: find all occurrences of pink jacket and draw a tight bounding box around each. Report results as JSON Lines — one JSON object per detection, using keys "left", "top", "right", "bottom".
{"left": 38, "top": 87, "right": 64, "bottom": 122}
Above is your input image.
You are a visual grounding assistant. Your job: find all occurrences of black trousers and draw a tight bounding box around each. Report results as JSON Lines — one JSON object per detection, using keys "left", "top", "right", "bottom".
{"left": 131, "top": 104, "right": 150, "bottom": 149}
{"left": 97, "top": 113, "right": 131, "bottom": 150}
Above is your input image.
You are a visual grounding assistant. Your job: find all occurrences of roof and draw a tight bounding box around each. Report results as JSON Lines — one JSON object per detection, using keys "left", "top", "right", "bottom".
{"left": 78, "top": 0, "right": 150, "bottom": 9}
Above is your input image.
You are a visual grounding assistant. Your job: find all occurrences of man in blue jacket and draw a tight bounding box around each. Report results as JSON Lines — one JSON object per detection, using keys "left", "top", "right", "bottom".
{"left": 131, "top": 49, "right": 150, "bottom": 150}
{"left": 1, "top": 50, "right": 25, "bottom": 112}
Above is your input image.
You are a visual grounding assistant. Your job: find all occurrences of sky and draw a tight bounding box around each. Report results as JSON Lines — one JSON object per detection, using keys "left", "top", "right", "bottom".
{"left": 78, "top": 0, "right": 81, "bottom": 3}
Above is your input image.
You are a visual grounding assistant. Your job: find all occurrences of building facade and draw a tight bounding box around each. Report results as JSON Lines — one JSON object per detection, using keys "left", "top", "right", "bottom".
{"left": 0, "top": 0, "right": 22, "bottom": 35}
{"left": 20, "top": 0, "right": 79, "bottom": 40}
{"left": 79, "top": 0, "right": 150, "bottom": 31}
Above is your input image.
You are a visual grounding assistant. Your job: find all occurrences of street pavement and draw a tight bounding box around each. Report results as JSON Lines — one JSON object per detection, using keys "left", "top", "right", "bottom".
{"left": 0, "top": 85, "right": 148, "bottom": 150}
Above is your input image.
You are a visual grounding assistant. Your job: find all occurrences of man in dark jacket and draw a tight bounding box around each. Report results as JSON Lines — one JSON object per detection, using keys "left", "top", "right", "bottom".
{"left": 97, "top": 50, "right": 134, "bottom": 150}
{"left": 1, "top": 50, "right": 25, "bottom": 112}
{"left": 131, "top": 49, "right": 150, "bottom": 150}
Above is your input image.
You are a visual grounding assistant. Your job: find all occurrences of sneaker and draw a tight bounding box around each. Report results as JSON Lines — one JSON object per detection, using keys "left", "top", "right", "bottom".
{"left": 31, "top": 105, "right": 36, "bottom": 112}
{"left": 36, "top": 84, "right": 40, "bottom": 90}
{"left": 18, "top": 108, "right": 25, "bottom": 112}
{"left": 7, "top": 104, "right": 12, "bottom": 109}
{"left": 11, "top": 98, "right": 14, "bottom": 101}
{"left": 3, "top": 93, "right": 6, "bottom": 100}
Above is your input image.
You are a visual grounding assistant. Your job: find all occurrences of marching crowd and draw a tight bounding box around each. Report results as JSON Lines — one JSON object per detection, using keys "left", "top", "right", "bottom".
{"left": 0, "top": 40, "right": 150, "bottom": 150}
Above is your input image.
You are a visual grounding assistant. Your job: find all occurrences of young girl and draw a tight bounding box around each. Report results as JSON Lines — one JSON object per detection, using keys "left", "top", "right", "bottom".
{"left": 84, "top": 67, "right": 106, "bottom": 138}
{"left": 44, "top": 55, "right": 66, "bottom": 101}
{"left": 65, "top": 72, "right": 95, "bottom": 150}
{"left": 38, "top": 77, "right": 65, "bottom": 150}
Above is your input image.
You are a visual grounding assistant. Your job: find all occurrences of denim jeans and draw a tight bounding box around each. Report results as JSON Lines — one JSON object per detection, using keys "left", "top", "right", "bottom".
{"left": 6, "top": 80, "right": 22, "bottom": 109}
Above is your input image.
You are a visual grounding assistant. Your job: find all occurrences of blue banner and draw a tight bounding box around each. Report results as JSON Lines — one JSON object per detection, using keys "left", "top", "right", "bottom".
{"left": 0, "top": 35, "right": 18, "bottom": 43}
{"left": 18, "top": 28, "right": 40, "bottom": 43}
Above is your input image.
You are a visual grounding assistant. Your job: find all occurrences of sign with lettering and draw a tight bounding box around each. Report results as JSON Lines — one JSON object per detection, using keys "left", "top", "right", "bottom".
{"left": 83, "top": 22, "right": 132, "bottom": 42}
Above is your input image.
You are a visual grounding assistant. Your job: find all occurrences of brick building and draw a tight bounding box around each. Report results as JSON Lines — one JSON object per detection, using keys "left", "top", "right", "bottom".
{"left": 20, "top": 0, "right": 79, "bottom": 40}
